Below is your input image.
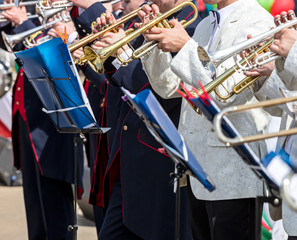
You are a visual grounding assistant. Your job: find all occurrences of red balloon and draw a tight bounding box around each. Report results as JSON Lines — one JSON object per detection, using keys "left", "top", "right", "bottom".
{"left": 271, "top": 0, "right": 295, "bottom": 16}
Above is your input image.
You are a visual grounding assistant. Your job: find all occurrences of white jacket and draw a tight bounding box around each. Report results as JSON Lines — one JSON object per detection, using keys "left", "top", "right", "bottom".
{"left": 142, "top": 0, "right": 274, "bottom": 200}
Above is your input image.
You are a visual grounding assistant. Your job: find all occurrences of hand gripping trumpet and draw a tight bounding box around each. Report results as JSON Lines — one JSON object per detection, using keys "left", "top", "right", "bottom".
{"left": 82, "top": 0, "right": 198, "bottom": 74}
{"left": 194, "top": 12, "right": 297, "bottom": 101}
{"left": 67, "top": 6, "right": 146, "bottom": 65}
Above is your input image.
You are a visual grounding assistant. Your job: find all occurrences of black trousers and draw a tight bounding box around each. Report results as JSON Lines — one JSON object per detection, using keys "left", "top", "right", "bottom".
{"left": 99, "top": 177, "right": 143, "bottom": 240}
{"left": 19, "top": 118, "right": 74, "bottom": 240}
{"left": 188, "top": 187, "right": 261, "bottom": 240}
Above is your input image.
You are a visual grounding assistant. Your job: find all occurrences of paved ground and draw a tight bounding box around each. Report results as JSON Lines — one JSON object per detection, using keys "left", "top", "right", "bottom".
{"left": 0, "top": 185, "right": 98, "bottom": 240}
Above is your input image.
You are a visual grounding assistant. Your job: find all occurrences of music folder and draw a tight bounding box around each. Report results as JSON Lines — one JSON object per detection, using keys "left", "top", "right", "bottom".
{"left": 14, "top": 37, "right": 109, "bottom": 134}
{"left": 121, "top": 87, "right": 215, "bottom": 192}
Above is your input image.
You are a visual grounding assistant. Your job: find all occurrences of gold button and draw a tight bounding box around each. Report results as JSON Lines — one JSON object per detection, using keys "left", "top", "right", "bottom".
{"left": 16, "top": 101, "right": 19, "bottom": 105}
{"left": 123, "top": 125, "right": 128, "bottom": 131}
{"left": 78, "top": 24, "right": 82, "bottom": 28}
{"left": 17, "top": 87, "right": 21, "bottom": 91}
{"left": 20, "top": 72, "right": 23, "bottom": 76}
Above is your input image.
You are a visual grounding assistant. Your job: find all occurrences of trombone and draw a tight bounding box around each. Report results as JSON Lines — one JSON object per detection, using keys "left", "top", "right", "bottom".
{"left": 212, "top": 94, "right": 297, "bottom": 211}
{"left": 82, "top": 0, "right": 198, "bottom": 74}
{"left": 192, "top": 13, "right": 297, "bottom": 101}
{"left": 213, "top": 95, "right": 297, "bottom": 146}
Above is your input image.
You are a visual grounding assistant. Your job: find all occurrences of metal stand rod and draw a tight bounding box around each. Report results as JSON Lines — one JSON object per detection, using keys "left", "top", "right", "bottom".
{"left": 68, "top": 136, "right": 84, "bottom": 240}
{"left": 170, "top": 163, "right": 185, "bottom": 240}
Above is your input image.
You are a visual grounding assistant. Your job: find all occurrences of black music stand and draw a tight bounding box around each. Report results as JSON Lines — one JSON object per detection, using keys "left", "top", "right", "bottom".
{"left": 121, "top": 87, "right": 215, "bottom": 240}
{"left": 14, "top": 38, "right": 109, "bottom": 240}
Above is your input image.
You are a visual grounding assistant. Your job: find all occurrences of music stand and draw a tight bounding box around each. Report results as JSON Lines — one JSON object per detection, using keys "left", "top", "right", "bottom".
{"left": 121, "top": 87, "right": 215, "bottom": 240}
{"left": 178, "top": 87, "right": 297, "bottom": 235}
{"left": 14, "top": 37, "right": 109, "bottom": 240}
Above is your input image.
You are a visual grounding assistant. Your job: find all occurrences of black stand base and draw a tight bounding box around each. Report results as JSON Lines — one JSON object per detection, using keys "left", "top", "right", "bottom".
{"left": 170, "top": 163, "right": 186, "bottom": 240}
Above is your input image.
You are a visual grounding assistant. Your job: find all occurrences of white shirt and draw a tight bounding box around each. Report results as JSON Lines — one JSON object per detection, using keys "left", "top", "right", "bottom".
{"left": 208, "top": 0, "right": 241, "bottom": 49}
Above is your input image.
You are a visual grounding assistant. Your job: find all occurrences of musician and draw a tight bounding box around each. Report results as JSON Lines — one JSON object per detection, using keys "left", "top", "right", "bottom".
{"left": 250, "top": 10, "right": 297, "bottom": 240}
{"left": 137, "top": 0, "right": 275, "bottom": 239}
{"left": 69, "top": 0, "right": 122, "bottom": 236}
{"left": 83, "top": 0, "right": 201, "bottom": 238}
{"left": 0, "top": 4, "right": 85, "bottom": 240}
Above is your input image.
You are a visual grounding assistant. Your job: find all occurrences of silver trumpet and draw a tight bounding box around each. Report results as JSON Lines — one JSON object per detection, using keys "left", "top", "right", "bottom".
{"left": 36, "top": 3, "right": 72, "bottom": 25}
{"left": 2, "top": 16, "right": 61, "bottom": 51}
{"left": 0, "top": 0, "right": 39, "bottom": 23}
{"left": 198, "top": 13, "right": 297, "bottom": 78}
{"left": 0, "top": 0, "right": 38, "bottom": 9}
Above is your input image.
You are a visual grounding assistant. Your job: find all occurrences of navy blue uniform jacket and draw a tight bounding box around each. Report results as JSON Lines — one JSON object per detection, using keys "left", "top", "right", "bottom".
{"left": 90, "top": 3, "right": 201, "bottom": 239}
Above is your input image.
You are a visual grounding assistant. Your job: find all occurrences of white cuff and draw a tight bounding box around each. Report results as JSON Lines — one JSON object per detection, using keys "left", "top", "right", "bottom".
{"left": 112, "top": 48, "right": 133, "bottom": 70}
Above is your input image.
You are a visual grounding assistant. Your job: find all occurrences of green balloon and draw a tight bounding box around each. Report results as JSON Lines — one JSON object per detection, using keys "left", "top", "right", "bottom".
{"left": 257, "top": 0, "right": 274, "bottom": 12}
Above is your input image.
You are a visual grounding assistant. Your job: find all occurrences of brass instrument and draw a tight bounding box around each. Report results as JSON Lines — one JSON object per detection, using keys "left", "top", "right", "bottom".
{"left": 188, "top": 40, "right": 273, "bottom": 101}
{"left": 212, "top": 94, "right": 297, "bottom": 211}
{"left": 67, "top": 6, "right": 148, "bottom": 65}
{"left": 193, "top": 14, "right": 297, "bottom": 101}
{"left": 81, "top": 0, "right": 198, "bottom": 74}
{"left": 2, "top": 16, "right": 62, "bottom": 51}
{"left": 0, "top": 0, "right": 38, "bottom": 9}
{"left": 213, "top": 95, "right": 297, "bottom": 146}
{"left": 35, "top": 0, "right": 74, "bottom": 24}
{"left": 0, "top": 0, "right": 39, "bottom": 23}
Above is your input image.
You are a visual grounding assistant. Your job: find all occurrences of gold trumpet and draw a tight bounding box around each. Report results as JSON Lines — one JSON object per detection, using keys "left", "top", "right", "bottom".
{"left": 193, "top": 14, "right": 297, "bottom": 101}
{"left": 68, "top": 6, "right": 143, "bottom": 65}
{"left": 188, "top": 39, "right": 273, "bottom": 101}
{"left": 81, "top": 0, "right": 198, "bottom": 74}
{"left": 213, "top": 95, "right": 297, "bottom": 146}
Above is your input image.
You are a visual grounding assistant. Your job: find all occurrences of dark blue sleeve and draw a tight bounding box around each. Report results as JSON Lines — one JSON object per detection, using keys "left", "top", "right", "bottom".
{"left": 82, "top": 65, "right": 108, "bottom": 93}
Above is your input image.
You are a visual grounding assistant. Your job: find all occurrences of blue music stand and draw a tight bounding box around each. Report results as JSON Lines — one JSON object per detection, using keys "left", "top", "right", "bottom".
{"left": 121, "top": 87, "right": 215, "bottom": 240}
{"left": 14, "top": 37, "right": 109, "bottom": 240}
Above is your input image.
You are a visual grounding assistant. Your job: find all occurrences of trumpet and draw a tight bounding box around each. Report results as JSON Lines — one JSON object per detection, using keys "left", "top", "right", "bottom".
{"left": 2, "top": 15, "right": 62, "bottom": 51}
{"left": 0, "top": 0, "right": 38, "bottom": 9}
{"left": 35, "top": 1, "right": 72, "bottom": 24}
{"left": 213, "top": 95, "right": 297, "bottom": 146}
{"left": 82, "top": 0, "right": 198, "bottom": 74}
{"left": 0, "top": 0, "right": 40, "bottom": 23}
{"left": 67, "top": 6, "right": 148, "bottom": 65}
{"left": 194, "top": 13, "right": 297, "bottom": 101}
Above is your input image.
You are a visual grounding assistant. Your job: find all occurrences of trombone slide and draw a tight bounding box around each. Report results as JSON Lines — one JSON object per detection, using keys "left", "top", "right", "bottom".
{"left": 213, "top": 95, "right": 297, "bottom": 146}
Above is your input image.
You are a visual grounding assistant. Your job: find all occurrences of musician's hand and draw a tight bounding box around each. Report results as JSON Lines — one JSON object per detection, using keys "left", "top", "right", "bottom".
{"left": 144, "top": 19, "right": 190, "bottom": 52}
{"left": 72, "top": 47, "right": 84, "bottom": 59}
{"left": 271, "top": 28, "right": 297, "bottom": 58}
{"left": 54, "top": 20, "right": 77, "bottom": 35}
{"left": 93, "top": 10, "right": 119, "bottom": 32}
{"left": 2, "top": 6, "right": 28, "bottom": 26}
{"left": 68, "top": 0, "right": 98, "bottom": 9}
{"left": 135, "top": 4, "right": 159, "bottom": 28}
{"left": 274, "top": 10, "right": 296, "bottom": 26}
{"left": 91, "top": 27, "right": 128, "bottom": 55}
{"left": 47, "top": 28, "right": 61, "bottom": 38}
{"left": 244, "top": 61, "right": 275, "bottom": 77}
